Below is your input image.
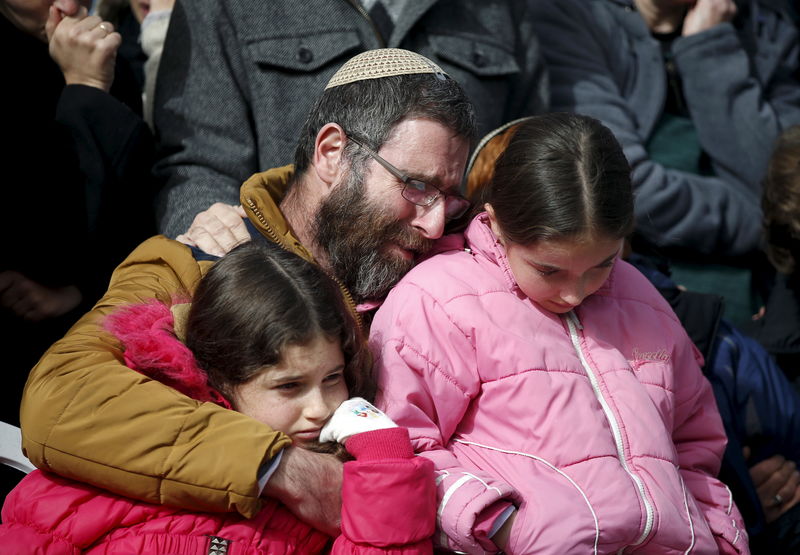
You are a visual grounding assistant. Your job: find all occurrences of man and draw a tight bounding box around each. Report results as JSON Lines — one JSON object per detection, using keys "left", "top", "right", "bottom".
{"left": 531, "top": 0, "right": 800, "bottom": 257}
{"left": 20, "top": 49, "right": 475, "bottom": 535}
{"left": 1, "top": 0, "right": 154, "bottom": 430}
{"left": 152, "top": 0, "right": 547, "bottom": 239}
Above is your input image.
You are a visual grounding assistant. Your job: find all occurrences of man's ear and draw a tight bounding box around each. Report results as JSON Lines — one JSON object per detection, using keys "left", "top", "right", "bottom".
{"left": 313, "top": 123, "right": 347, "bottom": 188}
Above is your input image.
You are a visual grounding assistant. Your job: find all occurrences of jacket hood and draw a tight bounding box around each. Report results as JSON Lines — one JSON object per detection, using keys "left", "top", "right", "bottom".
{"left": 239, "top": 165, "right": 316, "bottom": 264}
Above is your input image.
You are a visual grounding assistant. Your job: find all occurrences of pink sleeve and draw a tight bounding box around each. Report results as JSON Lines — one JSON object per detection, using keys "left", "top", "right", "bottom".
{"left": 330, "top": 428, "right": 435, "bottom": 554}
{"left": 671, "top": 337, "right": 750, "bottom": 554}
{"left": 369, "top": 284, "right": 518, "bottom": 554}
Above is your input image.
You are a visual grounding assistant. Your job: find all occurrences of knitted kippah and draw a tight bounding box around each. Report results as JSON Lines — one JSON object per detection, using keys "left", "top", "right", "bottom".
{"left": 325, "top": 48, "right": 448, "bottom": 89}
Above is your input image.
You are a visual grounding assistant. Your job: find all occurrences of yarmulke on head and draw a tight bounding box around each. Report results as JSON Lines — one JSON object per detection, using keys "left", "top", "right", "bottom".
{"left": 325, "top": 48, "right": 448, "bottom": 89}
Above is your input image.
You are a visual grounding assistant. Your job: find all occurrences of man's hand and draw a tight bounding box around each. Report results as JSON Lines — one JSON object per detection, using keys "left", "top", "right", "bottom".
{"left": 683, "top": 0, "right": 737, "bottom": 36}
{"left": 0, "top": 271, "right": 82, "bottom": 322}
{"left": 46, "top": 5, "right": 120, "bottom": 92}
{"left": 748, "top": 452, "right": 800, "bottom": 523}
{"left": 176, "top": 203, "right": 251, "bottom": 257}
{"left": 262, "top": 446, "right": 342, "bottom": 536}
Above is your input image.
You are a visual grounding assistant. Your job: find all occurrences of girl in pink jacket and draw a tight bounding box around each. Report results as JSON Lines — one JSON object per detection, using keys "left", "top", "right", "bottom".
{"left": 370, "top": 113, "right": 748, "bottom": 554}
{"left": 1, "top": 241, "right": 435, "bottom": 553}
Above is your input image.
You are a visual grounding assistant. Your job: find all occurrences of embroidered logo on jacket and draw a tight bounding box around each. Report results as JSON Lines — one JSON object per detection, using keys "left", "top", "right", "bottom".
{"left": 631, "top": 347, "right": 671, "bottom": 363}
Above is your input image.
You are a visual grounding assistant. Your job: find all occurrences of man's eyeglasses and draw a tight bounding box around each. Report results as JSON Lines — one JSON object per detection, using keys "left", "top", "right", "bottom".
{"left": 348, "top": 136, "right": 471, "bottom": 221}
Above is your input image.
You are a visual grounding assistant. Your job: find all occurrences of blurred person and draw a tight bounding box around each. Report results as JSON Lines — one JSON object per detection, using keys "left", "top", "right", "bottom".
{"left": 749, "top": 124, "right": 800, "bottom": 390}
{"left": 529, "top": 0, "right": 800, "bottom": 327}
{"left": 96, "top": 0, "right": 175, "bottom": 127}
{"left": 20, "top": 49, "right": 474, "bottom": 535}
{"left": 151, "top": 0, "right": 547, "bottom": 239}
{"left": 0, "top": 0, "right": 154, "bottom": 429}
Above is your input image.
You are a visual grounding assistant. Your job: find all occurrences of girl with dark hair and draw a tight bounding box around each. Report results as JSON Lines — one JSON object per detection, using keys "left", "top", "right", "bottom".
{"left": 371, "top": 113, "right": 748, "bottom": 553}
{"left": 0, "top": 241, "right": 434, "bottom": 553}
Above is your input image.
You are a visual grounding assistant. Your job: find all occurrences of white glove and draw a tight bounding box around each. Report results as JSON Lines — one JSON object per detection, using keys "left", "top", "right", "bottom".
{"left": 320, "top": 397, "right": 397, "bottom": 444}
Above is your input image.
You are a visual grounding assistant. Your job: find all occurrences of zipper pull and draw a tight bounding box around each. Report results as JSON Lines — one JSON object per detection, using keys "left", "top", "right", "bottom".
{"left": 568, "top": 310, "right": 583, "bottom": 330}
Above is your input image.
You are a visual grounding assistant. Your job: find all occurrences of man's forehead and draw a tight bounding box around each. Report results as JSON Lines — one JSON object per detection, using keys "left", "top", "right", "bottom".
{"left": 375, "top": 120, "right": 469, "bottom": 187}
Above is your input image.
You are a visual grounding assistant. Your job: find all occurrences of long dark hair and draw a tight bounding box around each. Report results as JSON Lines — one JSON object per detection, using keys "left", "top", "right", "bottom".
{"left": 485, "top": 113, "right": 634, "bottom": 244}
{"left": 185, "top": 241, "right": 374, "bottom": 404}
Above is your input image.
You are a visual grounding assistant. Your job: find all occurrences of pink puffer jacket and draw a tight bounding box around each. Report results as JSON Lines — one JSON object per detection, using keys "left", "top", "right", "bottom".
{"left": 370, "top": 214, "right": 748, "bottom": 554}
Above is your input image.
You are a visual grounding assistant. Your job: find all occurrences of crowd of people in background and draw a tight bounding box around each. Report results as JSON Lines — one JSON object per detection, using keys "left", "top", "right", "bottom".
{"left": 2, "top": 0, "right": 800, "bottom": 552}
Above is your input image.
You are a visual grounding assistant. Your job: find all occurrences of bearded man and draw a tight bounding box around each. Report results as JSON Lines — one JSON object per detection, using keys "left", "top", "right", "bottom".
{"left": 20, "top": 48, "right": 475, "bottom": 535}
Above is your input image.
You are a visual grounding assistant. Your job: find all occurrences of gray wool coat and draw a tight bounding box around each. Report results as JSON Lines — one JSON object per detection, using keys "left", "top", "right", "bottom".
{"left": 152, "top": 0, "right": 549, "bottom": 238}
{"left": 530, "top": 0, "right": 800, "bottom": 257}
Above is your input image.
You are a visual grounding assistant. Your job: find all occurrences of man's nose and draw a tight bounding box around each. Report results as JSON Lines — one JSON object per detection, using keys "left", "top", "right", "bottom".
{"left": 411, "top": 197, "right": 446, "bottom": 240}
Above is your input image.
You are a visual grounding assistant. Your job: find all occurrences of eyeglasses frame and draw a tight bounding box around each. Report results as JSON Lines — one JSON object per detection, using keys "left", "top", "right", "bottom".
{"left": 346, "top": 135, "right": 470, "bottom": 220}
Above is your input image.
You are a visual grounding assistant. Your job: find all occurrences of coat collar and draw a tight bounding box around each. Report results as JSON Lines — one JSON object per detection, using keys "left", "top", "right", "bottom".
{"left": 239, "top": 165, "right": 316, "bottom": 264}
{"left": 238, "top": 165, "right": 364, "bottom": 332}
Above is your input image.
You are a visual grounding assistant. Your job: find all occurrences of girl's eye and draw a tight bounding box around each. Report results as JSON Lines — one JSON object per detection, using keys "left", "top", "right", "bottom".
{"left": 536, "top": 268, "right": 559, "bottom": 277}
{"left": 324, "top": 372, "right": 344, "bottom": 385}
{"left": 276, "top": 382, "right": 300, "bottom": 391}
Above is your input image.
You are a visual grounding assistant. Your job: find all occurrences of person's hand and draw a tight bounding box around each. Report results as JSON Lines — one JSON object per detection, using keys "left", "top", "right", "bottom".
{"left": 0, "top": 271, "right": 82, "bottom": 322}
{"left": 176, "top": 203, "right": 250, "bottom": 257}
{"left": 747, "top": 451, "right": 800, "bottom": 523}
{"left": 683, "top": 0, "right": 737, "bottom": 36}
{"left": 46, "top": 5, "right": 120, "bottom": 92}
{"left": 262, "top": 446, "right": 342, "bottom": 536}
{"left": 493, "top": 509, "right": 517, "bottom": 551}
{"left": 319, "top": 398, "right": 398, "bottom": 445}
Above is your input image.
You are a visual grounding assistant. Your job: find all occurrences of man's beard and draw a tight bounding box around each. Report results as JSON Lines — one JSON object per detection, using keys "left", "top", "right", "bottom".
{"left": 314, "top": 171, "right": 433, "bottom": 303}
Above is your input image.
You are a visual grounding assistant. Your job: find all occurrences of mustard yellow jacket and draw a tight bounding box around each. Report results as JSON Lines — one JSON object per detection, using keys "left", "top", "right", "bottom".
{"left": 20, "top": 166, "right": 355, "bottom": 518}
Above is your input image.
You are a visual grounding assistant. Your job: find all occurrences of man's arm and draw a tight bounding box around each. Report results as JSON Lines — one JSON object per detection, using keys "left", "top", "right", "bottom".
{"left": 529, "top": 0, "right": 762, "bottom": 256}
{"left": 20, "top": 237, "right": 288, "bottom": 518}
{"left": 152, "top": 0, "right": 258, "bottom": 238}
{"left": 676, "top": 0, "right": 800, "bottom": 190}
{"left": 262, "top": 446, "right": 343, "bottom": 537}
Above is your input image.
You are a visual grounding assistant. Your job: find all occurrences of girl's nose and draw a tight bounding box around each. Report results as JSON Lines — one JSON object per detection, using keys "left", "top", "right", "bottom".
{"left": 304, "top": 389, "right": 333, "bottom": 423}
{"left": 561, "top": 279, "right": 585, "bottom": 306}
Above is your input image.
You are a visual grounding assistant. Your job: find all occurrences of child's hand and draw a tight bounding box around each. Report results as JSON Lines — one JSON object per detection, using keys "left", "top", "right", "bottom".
{"left": 319, "top": 398, "right": 397, "bottom": 444}
{"left": 493, "top": 509, "right": 517, "bottom": 552}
